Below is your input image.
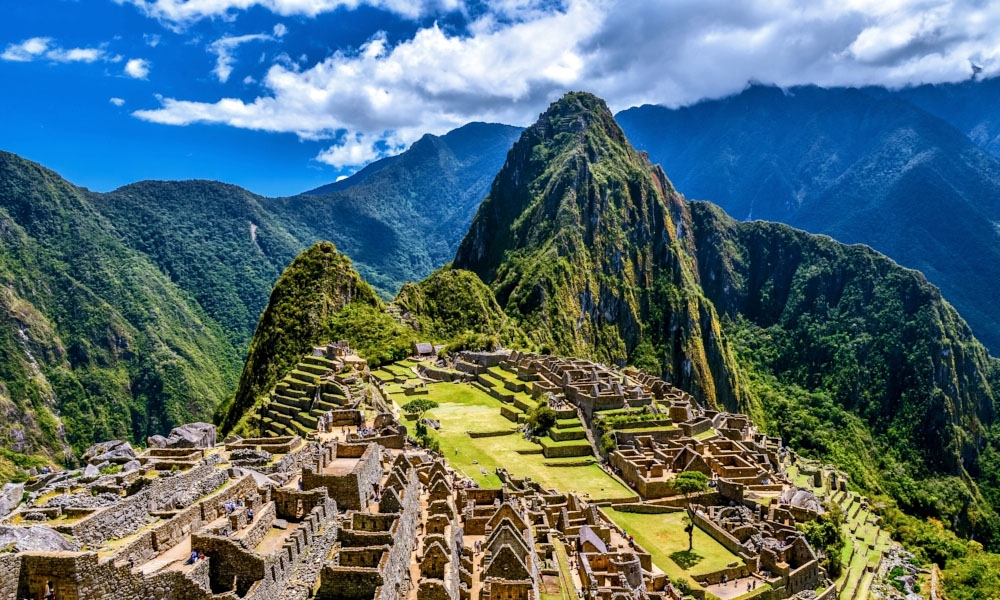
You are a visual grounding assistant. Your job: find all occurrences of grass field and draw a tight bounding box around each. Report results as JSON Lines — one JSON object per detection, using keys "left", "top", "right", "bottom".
{"left": 391, "top": 380, "right": 633, "bottom": 499}
{"left": 604, "top": 508, "right": 744, "bottom": 586}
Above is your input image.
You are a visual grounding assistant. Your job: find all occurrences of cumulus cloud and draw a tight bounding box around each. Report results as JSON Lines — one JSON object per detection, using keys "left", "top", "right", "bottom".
{"left": 208, "top": 23, "right": 287, "bottom": 83}
{"left": 116, "top": 0, "right": 463, "bottom": 25}
{"left": 110, "top": 97, "right": 126, "bottom": 106}
{"left": 2, "top": 37, "right": 105, "bottom": 63}
{"left": 125, "top": 58, "right": 151, "bottom": 78}
{"left": 132, "top": 0, "right": 1000, "bottom": 168}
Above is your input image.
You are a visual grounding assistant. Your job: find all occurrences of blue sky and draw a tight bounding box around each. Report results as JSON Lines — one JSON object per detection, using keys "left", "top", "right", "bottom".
{"left": 3, "top": 0, "right": 999, "bottom": 197}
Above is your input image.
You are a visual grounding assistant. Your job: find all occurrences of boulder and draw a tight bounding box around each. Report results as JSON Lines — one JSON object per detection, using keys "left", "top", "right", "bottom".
{"left": 83, "top": 440, "right": 136, "bottom": 465}
{"left": 0, "top": 482, "right": 25, "bottom": 518}
{"left": 122, "top": 460, "right": 142, "bottom": 473}
{"left": 164, "top": 422, "right": 217, "bottom": 449}
{"left": 81, "top": 464, "right": 101, "bottom": 482}
{"left": 147, "top": 434, "right": 167, "bottom": 448}
{"left": 0, "top": 525, "right": 80, "bottom": 552}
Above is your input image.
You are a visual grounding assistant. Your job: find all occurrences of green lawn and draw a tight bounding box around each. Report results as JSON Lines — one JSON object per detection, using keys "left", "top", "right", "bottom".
{"left": 413, "top": 382, "right": 634, "bottom": 499}
{"left": 604, "top": 508, "right": 744, "bottom": 586}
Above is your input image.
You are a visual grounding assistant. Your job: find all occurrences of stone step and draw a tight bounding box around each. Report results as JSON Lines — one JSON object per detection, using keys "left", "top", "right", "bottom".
{"left": 302, "top": 355, "right": 336, "bottom": 369}
{"left": 269, "top": 402, "right": 300, "bottom": 418}
{"left": 315, "top": 399, "right": 341, "bottom": 412}
{"left": 296, "top": 412, "right": 319, "bottom": 428}
{"left": 273, "top": 393, "right": 311, "bottom": 410}
{"left": 289, "top": 420, "right": 313, "bottom": 437}
{"left": 298, "top": 362, "right": 331, "bottom": 377}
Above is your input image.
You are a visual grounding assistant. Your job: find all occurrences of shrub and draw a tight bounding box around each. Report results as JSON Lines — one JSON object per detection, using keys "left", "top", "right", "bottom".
{"left": 525, "top": 405, "right": 557, "bottom": 434}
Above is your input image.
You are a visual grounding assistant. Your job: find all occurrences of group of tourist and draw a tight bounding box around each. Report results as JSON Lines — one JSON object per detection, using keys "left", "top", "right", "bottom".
{"left": 184, "top": 550, "right": 207, "bottom": 565}
{"left": 222, "top": 498, "right": 253, "bottom": 523}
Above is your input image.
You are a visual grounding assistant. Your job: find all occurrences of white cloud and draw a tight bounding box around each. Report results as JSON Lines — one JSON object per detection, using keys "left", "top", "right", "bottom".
{"left": 124, "top": 58, "right": 151, "bottom": 78}
{"left": 144, "top": 33, "right": 161, "bottom": 47}
{"left": 132, "top": 0, "right": 1000, "bottom": 169}
{"left": 116, "top": 0, "right": 463, "bottom": 25}
{"left": 208, "top": 25, "right": 286, "bottom": 83}
{"left": 110, "top": 97, "right": 126, "bottom": 106}
{"left": 2, "top": 37, "right": 105, "bottom": 63}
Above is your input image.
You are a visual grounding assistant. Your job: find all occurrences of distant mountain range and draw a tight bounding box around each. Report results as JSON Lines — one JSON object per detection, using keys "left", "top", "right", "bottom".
{"left": 617, "top": 83, "right": 1000, "bottom": 352}
{"left": 0, "top": 121, "right": 520, "bottom": 470}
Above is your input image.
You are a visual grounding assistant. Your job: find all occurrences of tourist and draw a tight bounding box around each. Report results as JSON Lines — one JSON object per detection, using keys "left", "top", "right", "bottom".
{"left": 185, "top": 550, "right": 198, "bottom": 565}
{"left": 198, "top": 551, "right": 206, "bottom": 562}
{"left": 247, "top": 508, "right": 254, "bottom": 521}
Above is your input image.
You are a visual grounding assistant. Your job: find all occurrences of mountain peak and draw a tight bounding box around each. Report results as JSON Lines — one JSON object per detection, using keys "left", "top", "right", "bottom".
{"left": 453, "top": 92, "right": 742, "bottom": 408}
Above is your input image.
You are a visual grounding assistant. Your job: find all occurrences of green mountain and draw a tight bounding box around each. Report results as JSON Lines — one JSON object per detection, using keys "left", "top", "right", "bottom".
{"left": 220, "top": 241, "right": 382, "bottom": 435}
{"left": 454, "top": 92, "right": 745, "bottom": 410}
{"left": 616, "top": 85, "right": 1000, "bottom": 354}
{"left": 0, "top": 151, "right": 240, "bottom": 476}
{"left": 451, "top": 91, "right": 1000, "bottom": 555}
{"left": 0, "top": 121, "right": 521, "bottom": 476}
{"left": 273, "top": 122, "right": 523, "bottom": 294}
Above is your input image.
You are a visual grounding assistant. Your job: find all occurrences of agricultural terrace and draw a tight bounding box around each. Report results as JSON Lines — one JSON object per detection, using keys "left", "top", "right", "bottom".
{"left": 383, "top": 374, "right": 634, "bottom": 500}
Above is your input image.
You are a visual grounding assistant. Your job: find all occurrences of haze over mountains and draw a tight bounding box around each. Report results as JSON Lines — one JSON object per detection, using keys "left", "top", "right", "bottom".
{"left": 618, "top": 83, "right": 1000, "bottom": 353}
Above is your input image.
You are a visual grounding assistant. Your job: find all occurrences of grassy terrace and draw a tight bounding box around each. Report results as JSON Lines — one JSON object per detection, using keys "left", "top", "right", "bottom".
{"left": 389, "top": 379, "right": 633, "bottom": 499}
{"left": 604, "top": 508, "right": 744, "bottom": 588}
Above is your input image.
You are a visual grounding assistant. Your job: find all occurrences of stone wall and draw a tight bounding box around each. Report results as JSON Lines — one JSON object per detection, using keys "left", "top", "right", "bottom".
{"left": 71, "top": 487, "right": 153, "bottom": 548}
{"left": 0, "top": 553, "right": 18, "bottom": 600}
{"left": 303, "top": 443, "right": 382, "bottom": 511}
{"left": 239, "top": 501, "right": 276, "bottom": 550}
{"left": 192, "top": 533, "right": 265, "bottom": 596}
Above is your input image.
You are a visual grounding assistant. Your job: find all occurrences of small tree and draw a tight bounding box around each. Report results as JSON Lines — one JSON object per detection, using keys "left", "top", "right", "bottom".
{"left": 682, "top": 515, "right": 695, "bottom": 551}
{"left": 673, "top": 471, "right": 709, "bottom": 501}
{"left": 402, "top": 399, "right": 438, "bottom": 414}
{"left": 525, "top": 404, "right": 557, "bottom": 434}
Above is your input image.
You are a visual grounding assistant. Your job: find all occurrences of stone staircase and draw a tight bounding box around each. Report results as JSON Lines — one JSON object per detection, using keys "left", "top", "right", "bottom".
{"left": 262, "top": 355, "right": 351, "bottom": 437}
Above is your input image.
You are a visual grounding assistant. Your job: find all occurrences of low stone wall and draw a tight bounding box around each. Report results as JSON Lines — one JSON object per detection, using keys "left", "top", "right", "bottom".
{"left": 612, "top": 503, "right": 683, "bottom": 514}
{"left": 540, "top": 442, "right": 592, "bottom": 459}
{"left": 71, "top": 487, "right": 153, "bottom": 548}
{"left": 116, "top": 529, "right": 157, "bottom": 566}
{"left": 239, "top": 502, "right": 276, "bottom": 550}
{"left": 152, "top": 503, "right": 203, "bottom": 553}
{"left": 677, "top": 419, "right": 711, "bottom": 438}
{"left": 690, "top": 508, "right": 745, "bottom": 558}
{"left": 468, "top": 430, "right": 515, "bottom": 439}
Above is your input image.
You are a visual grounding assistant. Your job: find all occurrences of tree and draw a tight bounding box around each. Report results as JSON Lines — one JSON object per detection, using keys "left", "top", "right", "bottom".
{"left": 402, "top": 399, "right": 438, "bottom": 414}
{"left": 674, "top": 471, "right": 709, "bottom": 501}
{"left": 799, "top": 501, "right": 846, "bottom": 578}
{"left": 682, "top": 515, "right": 696, "bottom": 551}
{"left": 526, "top": 404, "right": 557, "bottom": 434}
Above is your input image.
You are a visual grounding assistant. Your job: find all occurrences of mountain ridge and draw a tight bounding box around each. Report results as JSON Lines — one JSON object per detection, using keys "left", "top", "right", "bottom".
{"left": 616, "top": 83, "right": 1000, "bottom": 353}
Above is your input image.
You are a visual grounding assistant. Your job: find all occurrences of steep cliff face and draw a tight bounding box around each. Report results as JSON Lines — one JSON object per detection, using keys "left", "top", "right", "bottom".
{"left": 690, "top": 200, "right": 997, "bottom": 477}
{"left": 454, "top": 92, "right": 744, "bottom": 409}
{"left": 221, "top": 241, "right": 381, "bottom": 435}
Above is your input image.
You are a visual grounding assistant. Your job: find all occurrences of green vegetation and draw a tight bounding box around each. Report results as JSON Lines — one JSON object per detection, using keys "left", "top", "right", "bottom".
{"left": 388, "top": 377, "right": 632, "bottom": 498}
{"left": 0, "top": 151, "right": 239, "bottom": 476}
{"left": 798, "top": 502, "right": 846, "bottom": 578}
{"left": 221, "top": 241, "right": 381, "bottom": 435}
{"left": 525, "top": 404, "right": 557, "bottom": 434}
{"left": 673, "top": 471, "right": 709, "bottom": 501}
{"left": 401, "top": 399, "right": 438, "bottom": 414}
{"left": 604, "top": 508, "right": 743, "bottom": 587}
